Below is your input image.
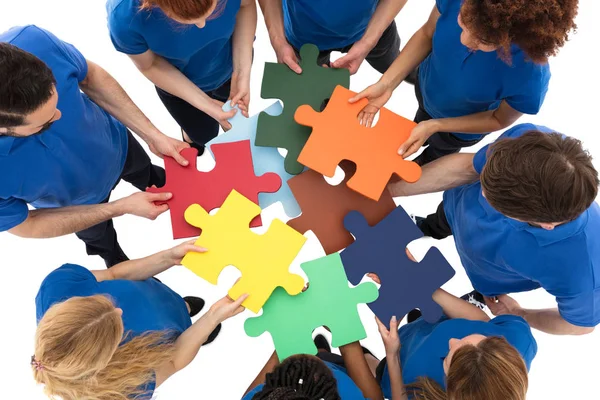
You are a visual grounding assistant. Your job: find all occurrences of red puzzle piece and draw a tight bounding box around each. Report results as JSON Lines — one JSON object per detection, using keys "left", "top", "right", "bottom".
{"left": 149, "top": 140, "right": 282, "bottom": 239}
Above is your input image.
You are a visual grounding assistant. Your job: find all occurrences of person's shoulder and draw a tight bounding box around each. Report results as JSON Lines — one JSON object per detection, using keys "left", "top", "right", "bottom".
{"left": 39, "top": 264, "right": 95, "bottom": 288}
{"left": 107, "top": 0, "right": 143, "bottom": 22}
{"left": 1, "top": 25, "right": 55, "bottom": 46}
{"left": 490, "top": 315, "right": 538, "bottom": 365}
{"left": 497, "top": 123, "right": 555, "bottom": 141}
{"left": 436, "top": 0, "right": 461, "bottom": 15}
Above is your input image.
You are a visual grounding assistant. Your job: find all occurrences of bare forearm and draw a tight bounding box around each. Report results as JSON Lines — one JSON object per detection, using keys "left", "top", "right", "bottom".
{"left": 110, "top": 251, "right": 175, "bottom": 281}
{"left": 432, "top": 109, "right": 520, "bottom": 136}
{"left": 432, "top": 289, "right": 490, "bottom": 322}
{"left": 233, "top": 0, "right": 257, "bottom": 76}
{"left": 386, "top": 354, "right": 408, "bottom": 400}
{"left": 388, "top": 153, "right": 478, "bottom": 197}
{"left": 258, "top": 0, "right": 285, "bottom": 44}
{"left": 9, "top": 202, "right": 124, "bottom": 238}
{"left": 361, "top": 0, "right": 408, "bottom": 47}
{"left": 340, "top": 342, "right": 384, "bottom": 400}
{"left": 171, "top": 313, "right": 221, "bottom": 371}
{"left": 517, "top": 308, "right": 595, "bottom": 336}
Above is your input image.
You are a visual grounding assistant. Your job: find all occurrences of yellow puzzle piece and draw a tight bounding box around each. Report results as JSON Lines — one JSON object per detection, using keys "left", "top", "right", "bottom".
{"left": 182, "top": 190, "right": 307, "bottom": 313}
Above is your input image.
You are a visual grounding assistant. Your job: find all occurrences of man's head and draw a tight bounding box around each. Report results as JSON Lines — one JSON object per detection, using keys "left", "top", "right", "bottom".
{"left": 480, "top": 131, "right": 599, "bottom": 229}
{"left": 0, "top": 43, "right": 61, "bottom": 137}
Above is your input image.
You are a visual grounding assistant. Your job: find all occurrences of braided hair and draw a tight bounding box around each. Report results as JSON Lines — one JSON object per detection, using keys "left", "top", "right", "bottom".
{"left": 252, "top": 355, "right": 341, "bottom": 400}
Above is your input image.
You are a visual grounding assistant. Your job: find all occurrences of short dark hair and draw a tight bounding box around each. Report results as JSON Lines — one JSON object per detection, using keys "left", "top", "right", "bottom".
{"left": 0, "top": 43, "right": 56, "bottom": 129}
{"left": 480, "top": 131, "right": 599, "bottom": 223}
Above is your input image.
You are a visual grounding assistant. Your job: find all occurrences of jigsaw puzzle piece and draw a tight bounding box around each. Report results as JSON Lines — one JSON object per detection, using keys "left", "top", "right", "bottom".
{"left": 341, "top": 207, "right": 455, "bottom": 327}
{"left": 182, "top": 190, "right": 306, "bottom": 313}
{"left": 295, "top": 85, "right": 421, "bottom": 201}
{"left": 256, "top": 44, "right": 350, "bottom": 175}
{"left": 287, "top": 165, "right": 395, "bottom": 254}
{"left": 207, "top": 102, "right": 301, "bottom": 218}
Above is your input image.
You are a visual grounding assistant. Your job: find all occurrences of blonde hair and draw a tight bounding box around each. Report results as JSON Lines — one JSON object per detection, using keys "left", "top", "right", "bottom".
{"left": 407, "top": 336, "right": 529, "bottom": 400}
{"left": 33, "top": 295, "right": 175, "bottom": 400}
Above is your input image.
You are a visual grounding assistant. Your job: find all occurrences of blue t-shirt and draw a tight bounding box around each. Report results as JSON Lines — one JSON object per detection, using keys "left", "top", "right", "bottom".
{"left": 444, "top": 123, "right": 600, "bottom": 327}
{"left": 243, "top": 361, "right": 366, "bottom": 399}
{"left": 283, "top": 0, "right": 378, "bottom": 50}
{"left": 107, "top": 0, "right": 240, "bottom": 92}
{"left": 380, "top": 315, "right": 537, "bottom": 399}
{"left": 36, "top": 264, "right": 192, "bottom": 396}
{"left": 0, "top": 26, "right": 128, "bottom": 232}
{"left": 419, "top": 0, "right": 550, "bottom": 140}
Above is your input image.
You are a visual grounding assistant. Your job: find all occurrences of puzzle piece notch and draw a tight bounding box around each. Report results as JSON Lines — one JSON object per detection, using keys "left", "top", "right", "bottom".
{"left": 287, "top": 165, "right": 396, "bottom": 254}
{"left": 244, "top": 252, "right": 378, "bottom": 360}
{"left": 207, "top": 102, "right": 301, "bottom": 218}
{"left": 341, "top": 207, "right": 455, "bottom": 327}
{"left": 256, "top": 44, "right": 350, "bottom": 175}
{"left": 182, "top": 190, "right": 306, "bottom": 313}
{"left": 148, "top": 140, "right": 282, "bottom": 239}
{"left": 295, "top": 85, "right": 422, "bottom": 201}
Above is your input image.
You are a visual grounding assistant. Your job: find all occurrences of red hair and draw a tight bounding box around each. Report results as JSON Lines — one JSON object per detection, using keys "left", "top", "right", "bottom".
{"left": 140, "top": 0, "right": 226, "bottom": 20}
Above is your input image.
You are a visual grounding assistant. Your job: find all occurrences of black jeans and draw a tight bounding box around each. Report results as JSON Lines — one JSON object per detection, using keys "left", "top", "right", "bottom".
{"left": 292, "top": 21, "right": 401, "bottom": 74}
{"left": 75, "top": 132, "right": 165, "bottom": 267}
{"left": 419, "top": 201, "right": 453, "bottom": 240}
{"left": 412, "top": 73, "right": 483, "bottom": 166}
{"left": 156, "top": 79, "right": 232, "bottom": 149}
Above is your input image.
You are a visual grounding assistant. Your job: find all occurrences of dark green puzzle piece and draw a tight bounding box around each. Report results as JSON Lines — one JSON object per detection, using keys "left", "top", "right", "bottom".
{"left": 244, "top": 253, "right": 378, "bottom": 361}
{"left": 256, "top": 44, "right": 350, "bottom": 175}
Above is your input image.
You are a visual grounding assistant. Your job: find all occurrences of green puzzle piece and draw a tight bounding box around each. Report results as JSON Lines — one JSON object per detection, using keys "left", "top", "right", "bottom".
{"left": 244, "top": 253, "right": 378, "bottom": 360}
{"left": 256, "top": 44, "right": 350, "bottom": 175}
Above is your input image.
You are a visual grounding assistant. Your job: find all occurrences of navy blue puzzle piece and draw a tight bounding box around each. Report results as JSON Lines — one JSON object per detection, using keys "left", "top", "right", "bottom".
{"left": 341, "top": 207, "right": 455, "bottom": 326}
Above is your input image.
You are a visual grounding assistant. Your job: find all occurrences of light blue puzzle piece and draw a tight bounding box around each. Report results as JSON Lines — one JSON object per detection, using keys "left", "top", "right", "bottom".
{"left": 207, "top": 102, "right": 301, "bottom": 218}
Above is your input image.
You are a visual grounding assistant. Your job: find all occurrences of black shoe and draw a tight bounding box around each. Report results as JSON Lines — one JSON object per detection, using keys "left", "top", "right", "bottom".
{"left": 203, "top": 323, "right": 222, "bottom": 345}
{"left": 404, "top": 69, "right": 418, "bottom": 85}
{"left": 407, "top": 309, "right": 422, "bottom": 323}
{"left": 104, "top": 244, "right": 129, "bottom": 268}
{"left": 183, "top": 296, "right": 206, "bottom": 317}
{"left": 461, "top": 290, "right": 486, "bottom": 310}
{"left": 314, "top": 334, "right": 331, "bottom": 353}
{"left": 410, "top": 214, "right": 426, "bottom": 230}
{"left": 181, "top": 128, "right": 205, "bottom": 155}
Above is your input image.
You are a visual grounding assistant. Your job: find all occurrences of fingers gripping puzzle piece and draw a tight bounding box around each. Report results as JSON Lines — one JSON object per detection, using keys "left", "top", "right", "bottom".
{"left": 182, "top": 190, "right": 306, "bottom": 313}
{"left": 207, "top": 102, "right": 301, "bottom": 218}
{"left": 148, "top": 141, "right": 281, "bottom": 239}
{"left": 341, "top": 207, "right": 455, "bottom": 327}
{"left": 244, "top": 253, "right": 379, "bottom": 360}
{"left": 287, "top": 166, "right": 396, "bottom": 254}
{"left": 295, "top": 85, "right": 422, "bottom": 201}
{"left": 256, "top": 44, "right": 350, "bottom": 175}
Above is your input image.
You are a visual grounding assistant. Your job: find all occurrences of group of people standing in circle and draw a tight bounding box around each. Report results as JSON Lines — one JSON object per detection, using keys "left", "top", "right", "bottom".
{"left": 0, "top": 0, "right": 596, "bottom": 399}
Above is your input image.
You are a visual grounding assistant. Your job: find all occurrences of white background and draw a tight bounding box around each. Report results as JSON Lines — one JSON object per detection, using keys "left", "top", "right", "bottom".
{"left": 1, "top": 0, "right": 599, "bottom": 399}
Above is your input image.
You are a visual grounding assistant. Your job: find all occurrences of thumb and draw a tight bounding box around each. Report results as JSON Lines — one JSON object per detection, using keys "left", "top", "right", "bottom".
{"left": 331, "top": 54, "right": 350, "bottom": 69}
{"left": 148, "top": 192, "right": 173, "bottom": 202}
{"left": 349, "top": 88, "right": 370, "bottom": 104}
{"left": 172, "top": 150, "right": 189, "bottom": 167}
{"left": 284, "top": 56, "right": 303, "bottom": 74}
{"left": 398, "top": 137, "right": 414, "bottom": 156}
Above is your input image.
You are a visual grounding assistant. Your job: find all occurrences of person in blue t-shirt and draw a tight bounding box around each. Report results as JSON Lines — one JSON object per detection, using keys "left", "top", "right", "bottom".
{"left": 388, "top": 123, "right": 600, "bottom": 336}
{"left": 373, "top": 284, "right": 535, "bottom": 400}
{"left": 0, "top": 26, "right": 189, "bottom": 267}
{"left": 259, "top": 0, "right": 407, "bottom": 76}
{"left": 107, "top": 0, "right": 256, "bottom": 150}
{"left": 33, "top": 241, "right": 247, "bottom": 400}
{"left": 352, "top": 0, "right": 578, "bottom": 165}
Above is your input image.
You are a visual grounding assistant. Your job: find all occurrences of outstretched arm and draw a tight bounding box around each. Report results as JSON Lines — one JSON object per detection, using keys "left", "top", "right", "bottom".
{"left": 376, "top": 317, "right": 408, "bottom": 400}
{"left": 258, "top": 0, "right": 302, "bottom": 73}
{"left": 433, "top": 289, "right": 490, "bottom": 322}
{"left": 340, "top": 342, "right": 384, "bottom": 400}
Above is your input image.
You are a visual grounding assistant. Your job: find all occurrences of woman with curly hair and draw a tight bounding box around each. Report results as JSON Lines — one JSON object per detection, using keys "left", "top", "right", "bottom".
{"left": 32, "top": 241, "right": 248, "bottom": 400}
{"left": 351, "top": 0, "right": 578, "bottom": 166}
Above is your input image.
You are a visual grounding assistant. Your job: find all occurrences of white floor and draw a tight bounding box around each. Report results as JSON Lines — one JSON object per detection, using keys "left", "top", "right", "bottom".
{"left": 1, "top": 1, "right": 599, "bottom": 399}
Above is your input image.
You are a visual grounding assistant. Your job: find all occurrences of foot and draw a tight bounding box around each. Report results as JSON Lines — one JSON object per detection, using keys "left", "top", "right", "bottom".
{"left": 203, "top": 323, "right": 222, "bottom": 345}
{"left": 404, "top": 69, "right": 418, "bottom": 85}
{"left": 461, "top": 290, "right": 486, "bottom": 310}
{"left": 407, "top": 309, "right": 423, "bottom": 323}
{"left": 183, "top": 296, "right": 206, "bottom": 317}
{"left": 314, "top": 334, "right": 331, "bottom": 353}
{"left": 410, "top": 214, "right": 426, "bottom": 230}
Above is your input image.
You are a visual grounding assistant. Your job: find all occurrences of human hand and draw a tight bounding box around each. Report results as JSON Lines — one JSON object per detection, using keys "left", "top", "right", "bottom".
{"left": 376, "top": 316, "right": 401, "bottom": 356}
{"left": 118, "top": 191, "right": 172, "bottom": 220}
{"left": 398, "top": 120, "right": 439, "bottom": 158}
{"left": 207, "top": 99, "right": 237, "bottom": 131}
{"left": 147, "top": 134, "right": 190, "bottom": 167}
{"left": 229, "top": 71, "right": 250, "bottom": 117}
{"left": 208, "top": 294, "right": 249, "bottom": 323}
{"left": 165, "top": 239, "right": 207, "bottom": 265}
{"left": 349, "top": 80, "right": 394, "bottom": 127}
{"left": 485, "top": 294, "right": 523, "bottom": 317}
{"left": 272, "top": 37, "right": 302, "bottom": 74}
{"left": 331, "top": 40, "right": 371, "bottom": 75}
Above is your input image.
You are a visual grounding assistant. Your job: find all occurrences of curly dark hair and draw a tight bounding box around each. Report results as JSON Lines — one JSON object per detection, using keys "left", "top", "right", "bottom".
{"left": 460, "top": 0, "right": 579, "bottom": 64}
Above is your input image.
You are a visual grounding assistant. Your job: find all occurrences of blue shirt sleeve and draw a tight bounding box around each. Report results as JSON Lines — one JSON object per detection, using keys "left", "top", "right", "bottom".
{"left": 0, "top": 197, "right": 28, "bottom": 231}
{"left": 242, "top": 384, "right": 263, "bottom": 399}
{"left": 107, "top": 3, "right": 150, "bottom": 55}
{"left": 557, "top": 289, "right": 600, "bottom": 328}
{"left": 35, "top": 264, "right": 98, "bottom": 322}
{"left": 435, "top": 0, "right": 451, "bottom": 13}
{"left": 504, "top": 66, "right": 550, "bottom": 115}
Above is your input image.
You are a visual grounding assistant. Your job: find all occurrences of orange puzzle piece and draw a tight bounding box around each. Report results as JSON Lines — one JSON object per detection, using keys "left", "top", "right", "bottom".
{"left": 295, "top": 85, "right": 422, "bottom": 201}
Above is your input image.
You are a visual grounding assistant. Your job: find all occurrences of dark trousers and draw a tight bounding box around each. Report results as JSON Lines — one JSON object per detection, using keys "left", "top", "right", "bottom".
{"left": 293, "top": 21, "right": 401, "bottom": 74}
{"left": 419, "top": 201, "right": 453, "bottom": 240}
{"left": 412, "top": 73, "right": 483, "bottom": 166}
{"left": 156, "top": 79, "right": 232, "bottom": 149}
{"left": 75, "top": 132, "right": 165, "bottom": 266}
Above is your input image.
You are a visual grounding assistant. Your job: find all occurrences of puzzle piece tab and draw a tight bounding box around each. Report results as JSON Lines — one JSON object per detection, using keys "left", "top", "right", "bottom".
{"left": 295, "top": 85, "right": 422, "bottom": 201}
{"left": 182, "top": 190, "right": 306, "bottom": 313}
{"left": 256, "top": 44, "right": 350, "bottom": 175}
{"left": 244, "top": 253, "right": 378, "bottom": 360}
{"left": 288, "top": 165, "right": 395, "bottom": 254}
{"left": 340, "top": 206, "right": 455, "bottom": 327}
{"left": 207, "top": 102, "right": 301, "bottom": 218}
{"left": 148, "top": 141, "right": 281, "bottom": 239}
